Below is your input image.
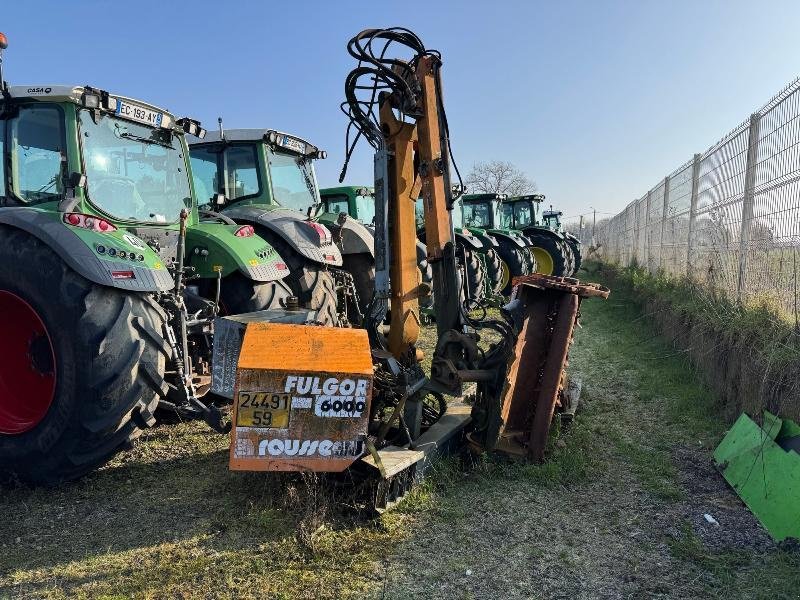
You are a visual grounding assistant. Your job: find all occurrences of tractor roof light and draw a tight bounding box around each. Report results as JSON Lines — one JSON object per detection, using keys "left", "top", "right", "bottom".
{"left": 177, "top": 118, "right": 207, "bottom": 139}
{"left": 63, "top": 212, "right": 117, "bottom": 233}
{"left": 267, "top": 131, "right": 278, "bottom": 144}
{"left": 0, "top": 32, "right": 8, "bottom": 51}
{"left": 81, "top": 91, "right": 101, "bottom": 109}
{"left": 315, "top": 150, "right": 327, "bottom": 160}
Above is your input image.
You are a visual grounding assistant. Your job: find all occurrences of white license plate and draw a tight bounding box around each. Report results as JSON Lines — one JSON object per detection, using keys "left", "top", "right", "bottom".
{"left": 282, "top": 135, "right": 306, "bottom": 154}
{"left": 114, "top": 99, "right": 163, "bottom": 127}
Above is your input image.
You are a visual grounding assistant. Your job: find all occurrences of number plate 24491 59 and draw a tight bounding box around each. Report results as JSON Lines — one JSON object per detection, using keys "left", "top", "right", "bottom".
{"left": 236, "top": 391, "right": 290, "bottom": 428}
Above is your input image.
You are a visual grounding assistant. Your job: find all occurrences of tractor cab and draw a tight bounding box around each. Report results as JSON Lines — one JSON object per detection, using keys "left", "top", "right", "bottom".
{"left": 0, "top": 86, "right": 281, "bottom": 281}
{"left": 320, "top": 185, "right": 375, "bottom": 226}
{"left": 502, "top": 193, "right": 546, "bottom": 230}
{"left": 461, "top": 193, "right": 527, "bottom": 240}
{"left": 542, "top": 205, "right": 563, "bottom": 232}
{"left": 189, "top": 129, "right": 327, "bottom": 214}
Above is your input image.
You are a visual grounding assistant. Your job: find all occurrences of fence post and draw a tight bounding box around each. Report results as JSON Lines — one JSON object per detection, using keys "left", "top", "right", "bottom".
{"left": 644, "top": 190, "right": 652, "bottom": 272}
{"left": 660, "top": 176, "right": 670, "bottom": 271}
{"left": 686, "top": 153, "right": 701, "bottom": 277}
{"left": 737, "top": 112, "right": 761, "bottom": 303}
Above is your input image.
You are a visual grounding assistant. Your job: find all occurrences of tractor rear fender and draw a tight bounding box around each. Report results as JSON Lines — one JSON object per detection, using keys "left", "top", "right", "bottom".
{"left": 524, "top": 226, "right": 566, "bottom": 244}
{"left": 454, "top": 231, "right": 483, "bottom": 251}
{"left": 185, "top": 223, "right": 289, "bottom": 282}
{"left": 489, "top": 230, "right": 527, "bottom": 249}
{"left": 471, "top": 231, "right": 499, "bottom": 249}
{"left": 330, "top": 215, "right": 375, "bottom": 257}
{"left": 416, "top": 239, "right": 428, "bottom": 264}
{"left": 223, "top": 205, "right": 344, "bottom": 267}
{"left": 0, "top": 208, "right": 174, "bottom": 292}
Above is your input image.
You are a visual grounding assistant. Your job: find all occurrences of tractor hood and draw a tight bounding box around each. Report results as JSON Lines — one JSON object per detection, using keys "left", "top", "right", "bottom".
{"left": 222, "top": 205, "right": 343, "bottom": 267}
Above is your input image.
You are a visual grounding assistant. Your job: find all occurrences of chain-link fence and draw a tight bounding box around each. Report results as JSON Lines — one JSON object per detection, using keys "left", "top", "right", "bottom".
{"left": 595, "top": 77, "right": 800, "bottom": 323}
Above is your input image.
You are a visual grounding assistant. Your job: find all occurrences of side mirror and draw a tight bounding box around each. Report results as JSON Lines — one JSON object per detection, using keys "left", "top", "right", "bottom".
{"left": 212, "top": 193, "right": 226, "bottom": 207}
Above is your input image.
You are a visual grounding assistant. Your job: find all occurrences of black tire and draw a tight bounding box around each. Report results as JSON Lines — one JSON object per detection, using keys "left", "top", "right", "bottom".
{"left": 483, "top": 248, "right": 505, "bottom": 295}
{"left": 521, "top": 247, "right": 537, "bottom": 275}
{"left": 567, "top": 240, "right": 582, "bottom": 273}
{"left": 496, "top": 241, "right": 527, "bottom": 295}
{"left": 342, "top": 252, "right": 375, "bottom": 323}
{"left": 0, "top": 228, "right": 168, "bottom": 485}
{"left": 416, "top": 241, "right": 434, "bottom": 311}
{"left": 527, "top": 232, "right": 570, "bottom": 277}
{"left": 218, "top": 273, "right": 292, "bottom": 315}
{"left": 559, "top": 238, "right": 575, "bottom": 276}
{"left": 258, "top": 229, "right": 339, "bottom": 326}
{"left": 462, "top": 246, "right": 486, "bottom": 307}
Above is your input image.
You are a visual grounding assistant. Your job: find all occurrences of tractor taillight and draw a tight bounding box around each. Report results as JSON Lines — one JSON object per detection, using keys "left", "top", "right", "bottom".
{"left": 110, "top": 270, "right": 135, "bottom": 280}
{"left": 235, "top": 225, "right": 255, "bottom": 237}
{"left": 275, "top": 263, "right": 287, "bottom": 270}
{"left": 304, "top": 221, "right": 332, "bottom": 244}
{"left": 63, "top": 213, "right": 117, "bottom": 233}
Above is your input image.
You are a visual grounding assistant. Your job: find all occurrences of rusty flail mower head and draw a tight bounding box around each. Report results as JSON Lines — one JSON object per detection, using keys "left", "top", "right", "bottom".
{"left": 469, "top": 274, "right": 610, "bottom": 462}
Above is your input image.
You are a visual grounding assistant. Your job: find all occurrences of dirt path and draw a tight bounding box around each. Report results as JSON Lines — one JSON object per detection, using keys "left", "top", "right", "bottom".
{"left": 376, "top": 273, "right": 797, "bottom": 600}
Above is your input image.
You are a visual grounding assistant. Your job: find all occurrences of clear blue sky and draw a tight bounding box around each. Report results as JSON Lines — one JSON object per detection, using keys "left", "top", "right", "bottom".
{"left": 3, "top": 1, "right": 799, "bottom": 219}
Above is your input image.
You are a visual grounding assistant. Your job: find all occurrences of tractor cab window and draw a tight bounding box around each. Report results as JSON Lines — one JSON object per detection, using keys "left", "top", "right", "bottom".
{"left": 9, "top": 105, "right": 66, "bottom": 203}
{"left": 451, "top": 198, "right": 464, "bottom": 229}
{"left": 223, "top": 145, "right": 260, "bottom": 200}
{"left": 79, "top": 111, "right": 192, "bottom": 223}
{"left": 189, "top": 146, "right": 219, "bottom": 207}
{"left": 513, "top": 201, "right": 535, "bottom": 228}
{"left": 267, "top": 148, "right": 319, "bottom": 212}
{"left": 462, "top": 202, "right": 493, "bottom": 228}
{"left": 323, "top": 194, "right": 349, "bottom": 216}
{"left": 355, "top": 192, "right": 375, "bottom": 225}
{"left": 543, "top": 213, "right": 560, "bottom": 230}
{"left": 491, "top": 200, "right": 504, "bottom": 230}
{"left": 501, "top": 204, "right": 514, "bottom": 229}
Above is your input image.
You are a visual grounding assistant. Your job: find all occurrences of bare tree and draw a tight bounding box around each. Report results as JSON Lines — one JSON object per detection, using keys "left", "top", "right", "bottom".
{"left": 465, "top": 160, "right": 536, "bottom": 196}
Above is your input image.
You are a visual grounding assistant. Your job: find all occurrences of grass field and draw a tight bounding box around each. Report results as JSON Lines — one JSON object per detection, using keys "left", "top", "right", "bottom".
{"left": 2, "top": 271, "right": 799, "bottom": 599}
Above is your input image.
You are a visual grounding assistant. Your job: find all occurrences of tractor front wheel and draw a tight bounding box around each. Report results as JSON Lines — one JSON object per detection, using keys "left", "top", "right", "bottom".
{"left": 462, "top": 247, "right": 487, "bottom": 308}
{"left": 0, "top": 228, "right": 167, "bottom": 485}
{"left": 527, "top": 233, "right": 571, "bottom": 277}
{"left": 496, "top": 242, "right": 528, "bottom": 295}
{"left": 483, "top": 248, "right": 505, "bottom": 295}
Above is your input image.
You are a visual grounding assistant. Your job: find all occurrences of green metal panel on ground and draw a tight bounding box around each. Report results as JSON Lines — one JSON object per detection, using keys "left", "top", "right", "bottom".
{"left": 713, "top": 412, "right": 800, "bottom": 542}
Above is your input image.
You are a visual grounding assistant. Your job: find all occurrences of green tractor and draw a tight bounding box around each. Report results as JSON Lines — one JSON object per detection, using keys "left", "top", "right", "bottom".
{"left": 542, "top": 204, "right": 582, "bottom": 273}
{"left": 321, "top": 185, "right": 490, "bottom": 310}
{"left": 503, "top": 194, "right": 577, "bottom": 277}
{"left": 0, "top": 38, "right": 292, "bottom": 484}
{"left": 458, "top": 193, "right": 535, "bottom": 295}
{"left": 320, "top": 185, "right": 432, "bottom": 311}
{"left": 189, "top": 129, "right": 375, "bottom": 325}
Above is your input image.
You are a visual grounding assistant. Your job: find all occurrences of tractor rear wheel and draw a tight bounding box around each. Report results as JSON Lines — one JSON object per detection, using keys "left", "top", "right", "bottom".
{"left": 567, "top": 240, "right": 582, "bottom": 273}
{"left": 496, "top": 242, "right": 527, "bottom": 295}
{"left": 483, "top": 248, "right": 505, "bottom": 295}
{"left": 0, "top": 228, "right": 167, "bottom": 485}
{"left": 527, "top": 233, "right": 570, "bottom": 277}
{"left": 462, "top": 247, "right": 487, "bottom": 308}
{"left": 260, "top": 232, "right": 340, "bottom": 326}
{"left": 218, "top": 273, "right": 293, "bottom": 315}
